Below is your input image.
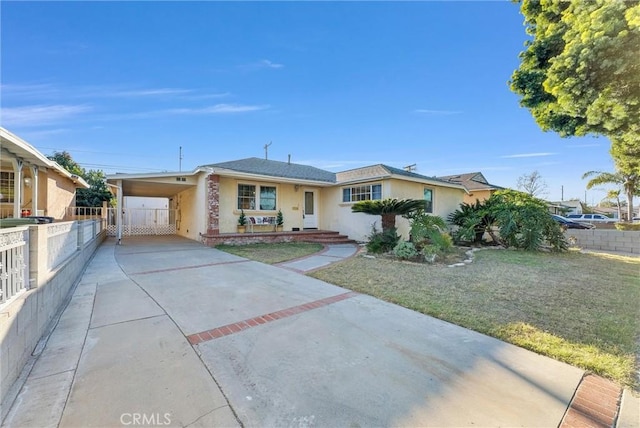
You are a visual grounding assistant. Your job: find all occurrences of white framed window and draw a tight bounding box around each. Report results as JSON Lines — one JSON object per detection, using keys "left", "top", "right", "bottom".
{"left": 342, "top": 183, "right": 382, "bottom": 203}
{"left": 237, "top": 183, "right": 277, "bottom": 211}
{"left": 0, "top": 172, "right": 15, "bottom": 203}
{"left": 424, "top": 188, "right": 433, "bottom": 213}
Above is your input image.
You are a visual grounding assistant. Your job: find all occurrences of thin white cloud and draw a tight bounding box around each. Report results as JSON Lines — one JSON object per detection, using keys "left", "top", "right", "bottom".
{"left": 1, "top": 104, "right": 92, "bottom": 126}
{"left": 260, "top": 59, "right": 284, "bottom": 69}
{"left": 108, "top": 88, "right": 194, "bottom": 97}
{"left": 414, "top": 109, "right": 462, "bottom": 115}
{"left": 500, "top": 152, "right": 557, "bottom": 159}
{"left": 166, "top": 104, "right": 269, "bottom": 114}
{"left": 1, "top": 83, "right": 60, "bottom": 98}
{"left": 239, "top": 59, "right": 285, "bottom": 71}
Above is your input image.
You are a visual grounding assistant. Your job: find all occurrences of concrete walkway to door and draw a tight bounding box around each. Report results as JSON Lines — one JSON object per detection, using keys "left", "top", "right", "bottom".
{"left": 2, "top": 236, "right": 633, "bottom": 428}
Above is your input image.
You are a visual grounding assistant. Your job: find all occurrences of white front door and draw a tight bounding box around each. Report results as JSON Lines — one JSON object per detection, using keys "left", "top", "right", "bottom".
{"left": 303, "top": 190, "right": 318, "bottom": 229}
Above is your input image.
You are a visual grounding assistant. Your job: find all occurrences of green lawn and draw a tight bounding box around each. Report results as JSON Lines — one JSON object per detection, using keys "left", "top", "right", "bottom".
{"left": 216, "top": 242, "right": 324, "bottom": 265}
{"left": 310, "top": 249, "right": 640, "bottom": 388}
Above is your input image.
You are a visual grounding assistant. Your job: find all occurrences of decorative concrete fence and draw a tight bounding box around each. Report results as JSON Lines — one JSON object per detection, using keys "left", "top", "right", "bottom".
{"left": 565, "top": 229, "right": 640, "bottom": 255}
{"left": 0, "top": 220, "right": 105, "bottom": 414}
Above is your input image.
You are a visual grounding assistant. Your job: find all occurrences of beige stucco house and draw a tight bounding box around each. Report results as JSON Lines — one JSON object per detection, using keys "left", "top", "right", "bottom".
{"left": 0, "top": 127, "right": 89, "bottom": 220}
{"left": 437, "top": 172, "right": 502, "bottom": 204}
{"left": 107, "top": 158, "right": 467, "bottom": 242}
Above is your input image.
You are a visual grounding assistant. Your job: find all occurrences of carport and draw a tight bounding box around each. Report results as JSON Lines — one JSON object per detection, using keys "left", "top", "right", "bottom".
{"left": 106, "top": 170, "right": 203, "bottom": 240}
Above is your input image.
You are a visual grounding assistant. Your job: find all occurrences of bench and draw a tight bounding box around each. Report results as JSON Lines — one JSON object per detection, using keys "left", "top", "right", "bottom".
{"left": 247, "top": 216, "right": 277, "bottom": 233}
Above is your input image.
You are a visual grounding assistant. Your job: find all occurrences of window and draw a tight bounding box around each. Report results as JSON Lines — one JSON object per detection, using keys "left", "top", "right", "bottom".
{"left": 424, "top": 188, "right": 433, "bottom": 213}
{"left": 260, "top": 186, "right": 276, "bottom": 210}
{"left": 237, "top": 184, "right": 256, "bottom": 210}
{"left": 237, "top": 184, "right": 277, "bottom": 211}
{"left": 342, "top": 184, "right": 382, "bottom": 202}
{"left": 0, "top": 172, "right": 15, "bottom": 203}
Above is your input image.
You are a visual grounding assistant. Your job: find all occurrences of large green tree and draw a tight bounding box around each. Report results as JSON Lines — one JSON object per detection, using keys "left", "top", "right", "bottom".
{"left": 48, "top": 151, "right": 112, "bottom": 207}
{"left": 510, "top": 0, "right": 640, "bottom": 171}
{"left": 511, "top": 0, "right": 639, "bottom": 141}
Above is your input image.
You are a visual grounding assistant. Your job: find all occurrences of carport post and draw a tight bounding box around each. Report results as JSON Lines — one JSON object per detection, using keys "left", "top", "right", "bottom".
{"left": 106, "top": 181, "right": 123, "bottom": 244}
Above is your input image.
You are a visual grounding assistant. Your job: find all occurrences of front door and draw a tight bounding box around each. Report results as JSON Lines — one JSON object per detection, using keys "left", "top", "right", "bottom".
{"left": 303, "top": 190, "right": 318, "bottom": 229}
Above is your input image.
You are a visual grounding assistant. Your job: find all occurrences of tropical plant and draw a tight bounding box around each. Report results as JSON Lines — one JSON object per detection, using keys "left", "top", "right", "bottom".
{"left": 408, "top": 212, "right": 452, "bottom": 252}
{"left": 238, "top": 209, "right": 247, "bottom": 226}
{"left": 365, "top": 225, "right": 400, "bottom": 254}
{"left": 448, "top": 200, "right": 496, "bottom": 244}
{"left": 351, "top": 198, "right": 426, "bottom": 232}
{"left": 583, "top": 170, "right": 640, "bottom": 222}
{"left": 489, "top": 190, "right": 567, "bottom": 252}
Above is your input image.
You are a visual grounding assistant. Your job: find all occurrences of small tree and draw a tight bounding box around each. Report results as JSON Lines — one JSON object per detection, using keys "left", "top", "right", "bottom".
{"left": 517, "top": 170, "right": 548, "bottom": 197}
{"left": 351, "top": 199, "right": 426, "bottom": 232}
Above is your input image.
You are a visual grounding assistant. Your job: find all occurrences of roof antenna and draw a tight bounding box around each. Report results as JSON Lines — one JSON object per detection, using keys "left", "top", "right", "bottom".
{"left": 264, "top": 141, "right": 272, "bottom": 160}
{"left": 179, "top": 146, "right": 183, "bottom": 172}
{"left": 404, "top": 163, "right": 416, "bottom": 172}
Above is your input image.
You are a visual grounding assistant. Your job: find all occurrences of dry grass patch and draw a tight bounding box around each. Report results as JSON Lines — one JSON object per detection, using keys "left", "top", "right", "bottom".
{"left": 217, "top": 242, "right": 324, "bottom": 264}
{"left": 309, "top": 249, "right": 640, "bottom": 388}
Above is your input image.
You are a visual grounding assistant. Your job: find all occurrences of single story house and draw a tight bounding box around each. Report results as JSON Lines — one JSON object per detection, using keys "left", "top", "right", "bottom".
{"left": 107, "top": 157, "right": 467, "bottom": 242}
{"left": 1, "top": 127, "right": 89, "bottom": 220}
{"left": 437, "top": 172, "right": 502, "bottom": 204}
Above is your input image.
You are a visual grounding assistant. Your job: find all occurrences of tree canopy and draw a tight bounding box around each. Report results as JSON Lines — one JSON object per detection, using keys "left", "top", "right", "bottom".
{"left": 510, "top": 0, "right": 640, "bottom": 146}
{"left": 48, "top": 151, "right": 112, "bottom": 207}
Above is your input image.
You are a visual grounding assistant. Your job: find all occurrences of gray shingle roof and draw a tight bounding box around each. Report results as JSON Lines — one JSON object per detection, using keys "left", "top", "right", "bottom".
{"left": 202, "top": 157, "right": 336, "bottom": 183}
{"left": 437, "top": 172, "right": 503, "bottom": 191}
{"left": 381, "top": 165, "right": 455, "bottom": 185}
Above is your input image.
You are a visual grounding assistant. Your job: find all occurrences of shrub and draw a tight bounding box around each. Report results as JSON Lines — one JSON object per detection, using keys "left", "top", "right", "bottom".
{"left": 615, "top": 223, "right": 640, "bottom": 231}
{"left": 429, "top": 231, "right": 454, "bottom": 254}
{"left": 490, "top": 190, "right": 567, "bottom": 251}
{"left": 421, "top": 245, "right": 439, "bottom": 263}
{"left": 393, "top": 241, "right": 419, "bottom": 260}
{"left": 366, "top": 226, "right": 400, "bottom": 254}
{"left": 409, "top": 212, "right": 447, "bottom": 248}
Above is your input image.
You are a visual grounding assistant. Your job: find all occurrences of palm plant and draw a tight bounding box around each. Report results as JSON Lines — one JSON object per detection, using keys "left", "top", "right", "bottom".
{"left": 351, "top": 198, "right": 426, "bottom": 232}
{"left": 582, "top": 170, "right": 640, "bottom": 222}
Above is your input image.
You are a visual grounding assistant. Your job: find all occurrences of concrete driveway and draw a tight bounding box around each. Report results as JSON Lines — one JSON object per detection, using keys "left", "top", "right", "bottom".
{"left": 2, "top": 236, "right": 602, "bottom": 427}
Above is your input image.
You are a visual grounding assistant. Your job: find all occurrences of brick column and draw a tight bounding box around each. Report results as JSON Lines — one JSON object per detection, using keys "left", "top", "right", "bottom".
{"left": 207, "top": 174, "right": 220, "bottom": 235}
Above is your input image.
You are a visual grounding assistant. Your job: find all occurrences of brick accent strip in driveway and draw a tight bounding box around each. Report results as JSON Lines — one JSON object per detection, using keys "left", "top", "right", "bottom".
{"left": 187, "top": 291, "right": 359, "bottom": 345}
{"left": 559, "top": 374, "right": 622, "bottom": 428}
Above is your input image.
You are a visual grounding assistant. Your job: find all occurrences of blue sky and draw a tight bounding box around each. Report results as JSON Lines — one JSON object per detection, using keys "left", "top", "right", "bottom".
{"left": 1, "top": 1, "right": 617, "bottom": 203}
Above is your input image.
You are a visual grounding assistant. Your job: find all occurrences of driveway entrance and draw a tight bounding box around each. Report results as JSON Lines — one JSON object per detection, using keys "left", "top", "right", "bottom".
{"left": 3, "top": 236, "right": 588, "bottom": 428}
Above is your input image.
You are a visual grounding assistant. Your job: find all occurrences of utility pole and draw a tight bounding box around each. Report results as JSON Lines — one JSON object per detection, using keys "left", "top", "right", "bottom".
{"left": 561, "top": 185, "right": 564, "bottom": 201}
{"left": 179, "top": 146, "right": 183, "bottom": 172}
{"left": 264, "top": 141, "right": 272, "bottom": 160}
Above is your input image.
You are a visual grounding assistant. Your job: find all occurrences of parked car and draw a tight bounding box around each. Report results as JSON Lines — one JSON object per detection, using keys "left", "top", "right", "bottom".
{"left": 565, "top": 214, "right": 616, "bottom": 224}
{"left": 551, "top": 215, "right": 595, "bottom": 229}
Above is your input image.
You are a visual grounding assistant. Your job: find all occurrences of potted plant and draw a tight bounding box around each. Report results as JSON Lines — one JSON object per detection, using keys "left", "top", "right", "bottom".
{"left": 276, "top": 209, "right": 284, "bottom": 232}
{"left": 237, "top": 209, "right": 247, "bottom": 233}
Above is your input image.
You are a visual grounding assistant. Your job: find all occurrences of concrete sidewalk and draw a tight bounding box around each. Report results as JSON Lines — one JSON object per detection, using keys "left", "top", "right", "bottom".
{"left": 2, "top": 236, "right": 636, "bottom": 427}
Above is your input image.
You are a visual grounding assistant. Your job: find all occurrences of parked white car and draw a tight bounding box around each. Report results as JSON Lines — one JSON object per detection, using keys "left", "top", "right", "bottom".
{"left": 566, "top": 214, "right": 616, "bottom": 223}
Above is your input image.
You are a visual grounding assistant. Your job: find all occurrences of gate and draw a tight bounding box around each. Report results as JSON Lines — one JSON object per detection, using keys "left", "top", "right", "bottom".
{"left": 107, "top": 208, "right": 177, "bottom": 236}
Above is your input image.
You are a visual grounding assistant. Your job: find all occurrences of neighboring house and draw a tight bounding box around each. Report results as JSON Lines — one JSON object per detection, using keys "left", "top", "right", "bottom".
{"left": 0, "top": 127, "right": 89, "bottom": 219}
{"left": 549, "top": 199, "right": 583, "bottom": 216}
{"left": 437, "top": 172, "right": 502, "bottom": 204}
{"left": 107, "top": 157, "right": 467, "bottom": 242}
